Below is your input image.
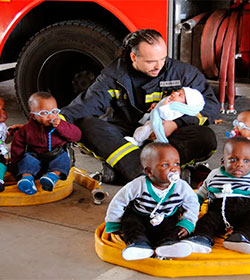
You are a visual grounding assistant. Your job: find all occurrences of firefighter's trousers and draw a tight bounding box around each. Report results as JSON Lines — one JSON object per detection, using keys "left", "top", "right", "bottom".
{"left": 77, "top": 117, "right": 217, "bottom": 182}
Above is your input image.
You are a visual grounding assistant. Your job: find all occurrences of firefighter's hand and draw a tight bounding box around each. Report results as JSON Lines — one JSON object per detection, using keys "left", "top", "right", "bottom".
{"left": 51, "top": 116, "right": 61, "bottom": 127}
{"left": 162, "top": 120, "right": 178, "bottom": 137}
{"left": 178, "top": 227, "right": 188, "bottom": 238}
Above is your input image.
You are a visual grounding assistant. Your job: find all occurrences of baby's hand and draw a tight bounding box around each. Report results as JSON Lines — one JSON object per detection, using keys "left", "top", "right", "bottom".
{"left": 178, "top": 227, "right": 188, "bottom": 239}
{"left": 50, "top": 116, "right": 61, "bottom": 127}
{"left": 7, "top": 124, "right": 24, "bottom": 136}
{"left": 162, "top": 96, "right": 171, "bottom": 105}
{"left": 148, "top": 103, "right": 157, "bottom": 111}
{"left": 148, "top": 132, "right": 156, "bottom": 140}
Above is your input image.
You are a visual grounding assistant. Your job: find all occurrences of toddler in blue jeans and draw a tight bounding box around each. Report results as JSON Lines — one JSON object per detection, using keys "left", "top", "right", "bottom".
{"left": 11, "top": 92, "right": 81, "bottom": 195}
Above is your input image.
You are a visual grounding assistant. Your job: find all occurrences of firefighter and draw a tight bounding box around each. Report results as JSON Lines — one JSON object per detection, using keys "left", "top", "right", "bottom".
{"left": 61, "top": 29, "right": 220, "bottom": 184}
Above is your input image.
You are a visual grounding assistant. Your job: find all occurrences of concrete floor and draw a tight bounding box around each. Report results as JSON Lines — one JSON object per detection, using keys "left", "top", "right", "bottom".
{"left": 1, "top": 79, "right": 250, "bottom": 280}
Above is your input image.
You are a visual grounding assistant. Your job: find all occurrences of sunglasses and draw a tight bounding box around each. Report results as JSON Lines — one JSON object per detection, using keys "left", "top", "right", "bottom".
{"left": 31, "top": 108, "right": 61, "bottom": 117}
{"left": 233, "top": 119, "right": 250, "bottom": 130}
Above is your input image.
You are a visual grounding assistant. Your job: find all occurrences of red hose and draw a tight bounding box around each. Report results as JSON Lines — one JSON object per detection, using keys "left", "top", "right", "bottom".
{"left": 227, "top": 18, "right": 239, "bottom": 113}
{"left": 200, "top": 9, "right": 227, "bottom": 78}
{"left": 215, "top": 16, "right": 229, "bottom": 68}
{"left": 199, "top": 3, "right": 249, "bottom": 114}
{"left": 218, "top": 9, "right": 239, "bottom": 112}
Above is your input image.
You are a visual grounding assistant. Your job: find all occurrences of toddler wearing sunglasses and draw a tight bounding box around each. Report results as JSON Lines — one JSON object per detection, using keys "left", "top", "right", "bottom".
{"left": 11, "top": 92, "right": 81, "bottom": 195}
{"left": 226, "top": 111, "right": 250, "bottom": 140}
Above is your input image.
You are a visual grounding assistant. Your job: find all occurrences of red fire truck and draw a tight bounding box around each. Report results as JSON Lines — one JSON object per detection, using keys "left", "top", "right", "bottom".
{"left": 0, "top": 0, "right": 248, "bottom": 114}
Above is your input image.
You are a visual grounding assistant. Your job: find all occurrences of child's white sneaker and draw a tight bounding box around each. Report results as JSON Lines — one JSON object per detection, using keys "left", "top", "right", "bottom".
{"left": 122, "top": 241, "right": 154, "bottom": 261}
{"left": 155, "top": 241, "right": 192, "bottom": 258}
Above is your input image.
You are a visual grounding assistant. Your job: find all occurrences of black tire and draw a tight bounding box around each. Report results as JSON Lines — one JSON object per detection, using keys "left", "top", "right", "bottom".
{"left": 15, "top": 20, "right": 121, "bottom": 117}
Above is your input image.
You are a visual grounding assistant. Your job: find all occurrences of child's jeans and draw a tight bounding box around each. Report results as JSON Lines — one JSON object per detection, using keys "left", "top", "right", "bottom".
{"left": 17, "top": 150, "right": 70, "bottom": 180}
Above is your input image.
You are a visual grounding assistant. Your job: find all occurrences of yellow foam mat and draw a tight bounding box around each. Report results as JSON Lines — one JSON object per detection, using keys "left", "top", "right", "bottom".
{"left": 95, "top": 222, "right": 250, "bottom": 277}
{"left": 0, "top": 167, "right": 75, "bottom": 206}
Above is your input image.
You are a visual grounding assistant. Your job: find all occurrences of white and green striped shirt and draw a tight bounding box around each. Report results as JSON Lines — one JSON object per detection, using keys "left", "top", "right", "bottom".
{"left": 105, "top": 175, "right": 199, "bottom": 234}
{"left": 197, "top": 167, "right": 250, "bottom": 204}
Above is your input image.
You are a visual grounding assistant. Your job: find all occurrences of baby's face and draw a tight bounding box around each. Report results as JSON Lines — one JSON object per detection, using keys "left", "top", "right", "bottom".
{"left": 223, "top": 142, "right": 250, "bottom": 177}
{"left": 235, "top": 112, "right": 250, "bottom": 140}
{"left": 168, "top": 89, "right": 186, "bottom": 103}
{"left": 146, "top": 146, "right": 181, "bottom": 189}
{"left": 30, "top": 97, "right": 58, "bottom": 126}
{"left": 0, "top": 99, "right": 8, "bottom": 123}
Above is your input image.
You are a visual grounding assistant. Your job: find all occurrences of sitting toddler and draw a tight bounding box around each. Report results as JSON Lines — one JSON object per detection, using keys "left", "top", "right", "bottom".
{"left": 11, "top": 92, "right": 81, "bottom": 195}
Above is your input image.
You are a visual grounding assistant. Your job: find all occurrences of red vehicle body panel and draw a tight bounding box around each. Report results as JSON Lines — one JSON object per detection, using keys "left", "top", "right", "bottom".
{"left": 0, "top": 0, "right": 168, "bottom": 56}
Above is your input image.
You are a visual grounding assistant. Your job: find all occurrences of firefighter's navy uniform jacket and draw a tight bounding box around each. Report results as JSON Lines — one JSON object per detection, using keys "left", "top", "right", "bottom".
{"left": 61, "top": 57, "right": 220, "bottom": 182}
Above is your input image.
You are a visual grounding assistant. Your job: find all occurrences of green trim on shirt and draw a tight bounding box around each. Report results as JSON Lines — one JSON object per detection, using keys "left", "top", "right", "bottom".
{"left": 207, "top": 168, "right": 250, "bottom": 196}
{"left": 105, "top": 222, "right": 121, "bottom": 233}
{"left": 207, "top": 186, "right": 221, "bottom": 193}
{"left": 220, "top": 166, "right": 236, "bottom": 178}
{"left": 145, "top": 176, "right": 175, "bottom": 203}
{"left": 177, "top": 219, "right": 194, "bottom": 233}
{"left": 197, "top": 193, "right": 205, "bottom": 205}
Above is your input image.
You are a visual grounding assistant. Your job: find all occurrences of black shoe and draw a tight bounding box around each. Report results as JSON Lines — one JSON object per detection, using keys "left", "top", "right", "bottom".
{"left": 182, "top": 163, "right": 211, "bottom": 188}
{"left": 91, "top": 163, "right": 126, "bottom": 185}
{"left": 190, "top": 163, "right": 211, "bottom": 182}
{"left": 0, "top": 181, "right": 4, "bottom": 192}
{"left": 97, "top": 162, "right": 141, "bottom": 185}
{"left": 181, "top": 235, "right": 212, "bottom": 253}
{"left": 225, "top": 232, "right": 249, "bottom": 243}
{"left": 181, "top": 168, "right": 191, "bottom": 185}
{"left": 223, "top": 233, "right": 250, "bottom": 254}
{"left": 99, "top": 162, "right": 116, "bottom": 184}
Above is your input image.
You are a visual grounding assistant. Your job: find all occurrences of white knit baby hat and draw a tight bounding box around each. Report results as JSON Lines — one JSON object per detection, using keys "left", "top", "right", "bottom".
{"left": 183, "top": 87, "right": 205, "bottom": 108}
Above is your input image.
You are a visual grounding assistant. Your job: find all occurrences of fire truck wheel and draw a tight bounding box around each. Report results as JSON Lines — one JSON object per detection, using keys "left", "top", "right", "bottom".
{"left": 15, "top": 20, "right": 121, "bottom": 117}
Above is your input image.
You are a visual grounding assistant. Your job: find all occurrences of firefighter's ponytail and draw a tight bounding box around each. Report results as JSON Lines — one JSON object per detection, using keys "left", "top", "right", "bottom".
{"left": 117, "top": 29, "right": 163, "bottom": 63}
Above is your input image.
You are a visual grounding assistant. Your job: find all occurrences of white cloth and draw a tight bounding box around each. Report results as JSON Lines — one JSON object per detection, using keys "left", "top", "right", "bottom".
{"left": 158, "top": 103, "right": 183, "bottom": 120}
{"left": 183, "top": 87, "right": 205, "bottom": 108}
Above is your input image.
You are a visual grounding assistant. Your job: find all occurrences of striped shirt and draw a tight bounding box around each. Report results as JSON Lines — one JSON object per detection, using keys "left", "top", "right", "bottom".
{"left": 105, "top": 175, "right": 199, "bottom": 233}
{"left": 197, "top": 167, "right": 250, "bottom": 204}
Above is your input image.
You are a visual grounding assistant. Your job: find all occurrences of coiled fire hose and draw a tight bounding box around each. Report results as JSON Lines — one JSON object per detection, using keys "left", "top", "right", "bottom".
{"left": 181, "top": 3, "right": 250, "bottom": 114}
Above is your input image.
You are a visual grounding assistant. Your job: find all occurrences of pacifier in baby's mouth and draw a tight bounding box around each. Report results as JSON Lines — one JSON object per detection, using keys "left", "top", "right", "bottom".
{"left": 167, "top": 171, "right": 180, "bottom": 183}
